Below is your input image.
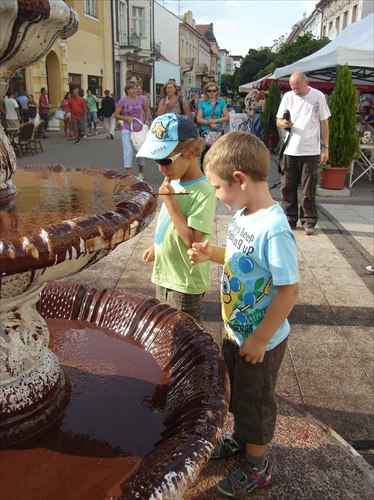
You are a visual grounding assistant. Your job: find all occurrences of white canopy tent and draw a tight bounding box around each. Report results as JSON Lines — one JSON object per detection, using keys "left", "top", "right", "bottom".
{"left": 239, "top": 74, "right": 274, "bottom": 92}
{"left": 273, "top": 13, "right": 374, "bottom": 87}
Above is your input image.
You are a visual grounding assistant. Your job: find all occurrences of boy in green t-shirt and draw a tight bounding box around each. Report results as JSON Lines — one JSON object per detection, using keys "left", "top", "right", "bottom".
{"left": 137, "top": 113, "right": 216, "bottom": 323}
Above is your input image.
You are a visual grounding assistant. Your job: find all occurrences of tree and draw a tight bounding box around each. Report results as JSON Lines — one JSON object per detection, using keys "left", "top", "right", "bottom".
{"left": 236, "top": 33, "right": 330, "bottom": 92}
{"left": 239, "top": 48, "right": 275, "bottom": 88}
{"left": 221, "top": 74, "right": 233, "bottom": 96}
{"left": 232, "top": 66, "right": 243, "bottom": 94}
{"left": 274, "top": 32, "right": 329, "bottom": 68}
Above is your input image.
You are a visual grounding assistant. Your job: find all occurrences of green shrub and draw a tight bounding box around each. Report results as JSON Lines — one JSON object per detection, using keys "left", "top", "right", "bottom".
{"left": 328, "top": 65, "right": 360, "bottom": 167}
{"left": 260, "top": 80, "right": 281, "bottom": 137}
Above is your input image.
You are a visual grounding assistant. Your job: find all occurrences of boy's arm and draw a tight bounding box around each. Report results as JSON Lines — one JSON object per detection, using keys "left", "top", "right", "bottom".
{"left": 188, "top": 240, "right": 225, "bottom": 265}
{"left": 142, "top": 244, "right": 154, "bottom": 264}
{"left": 159, "top": 178, "right": 208, "bottom": 248}
{"left": 239, "top": 282, "right": 299, "bottom": 364}
{"left": 161, "top": 191, "right": 204, "bottom": 247}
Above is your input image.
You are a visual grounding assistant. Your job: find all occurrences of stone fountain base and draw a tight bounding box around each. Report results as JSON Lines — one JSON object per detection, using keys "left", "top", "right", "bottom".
{"left": 0, "top": 282, "right": 229, "bottom": 499}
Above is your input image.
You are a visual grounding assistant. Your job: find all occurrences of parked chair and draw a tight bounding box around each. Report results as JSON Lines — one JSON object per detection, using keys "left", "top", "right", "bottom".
{"left": 12, "top": 122, "right": 34, "bottom": 157}
{"left": 30, "top": 120, "right": 44, "bottom": 154}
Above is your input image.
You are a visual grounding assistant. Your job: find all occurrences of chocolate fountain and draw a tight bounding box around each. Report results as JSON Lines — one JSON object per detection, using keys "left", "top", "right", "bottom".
{"left": 0, "top": 2, "right": 229, "bottom": 498}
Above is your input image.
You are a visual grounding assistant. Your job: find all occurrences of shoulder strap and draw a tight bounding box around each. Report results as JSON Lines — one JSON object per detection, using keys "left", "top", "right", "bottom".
{"left": 210, "top": 102, "right": 218, "bottom": 118}
{"left": 178, "top": 96, "right": 184, "bottom": 115}
{"left": 209, "top": 102, "right": 221, "bottom": 131}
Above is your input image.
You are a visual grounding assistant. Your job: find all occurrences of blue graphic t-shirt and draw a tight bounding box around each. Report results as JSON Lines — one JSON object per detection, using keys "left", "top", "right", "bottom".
{"left": 222, "top": 203, "right": 299, "bottom": 350}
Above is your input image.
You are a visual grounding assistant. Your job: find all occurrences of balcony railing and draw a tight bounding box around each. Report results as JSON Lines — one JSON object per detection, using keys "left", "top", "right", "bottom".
{"left": 118, "top": 32, "right": 142, "bottom": 51}
{"left": 153, "top": 41, "right": 161, "bottom": 53}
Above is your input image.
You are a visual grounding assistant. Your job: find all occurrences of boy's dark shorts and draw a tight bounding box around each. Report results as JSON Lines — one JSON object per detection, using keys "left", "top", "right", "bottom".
{"left": 155, "top": 285, "right": 205, "bottom": 323}
{"left": 222, "top": 336, "right": 288, "bottom": 446}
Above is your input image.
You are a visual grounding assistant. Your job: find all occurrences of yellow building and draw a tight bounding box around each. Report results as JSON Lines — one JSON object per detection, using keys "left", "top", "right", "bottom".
{"left": 9, "top": 1, "right": 113, "bottom": 110}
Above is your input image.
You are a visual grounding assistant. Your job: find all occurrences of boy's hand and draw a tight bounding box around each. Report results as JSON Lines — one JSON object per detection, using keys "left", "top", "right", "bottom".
{"left": 187, "top": 240, "right": 211, "bottom": 264}
{"left": 142, "top": 245, "right": 155, "bottom": 264}
{"left": 159, "top": 178, "right": 175, "bottom": 198}
{"left": 239, "top": 335, "right": 267, "bottom": 364}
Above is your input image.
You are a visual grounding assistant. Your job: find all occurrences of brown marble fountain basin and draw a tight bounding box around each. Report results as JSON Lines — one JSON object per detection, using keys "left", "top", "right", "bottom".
{"left": 0, "top": 282, "right": 229, "bottom": 499}
{"left": 0, "top": 165, "right": 157, "bottom": 428}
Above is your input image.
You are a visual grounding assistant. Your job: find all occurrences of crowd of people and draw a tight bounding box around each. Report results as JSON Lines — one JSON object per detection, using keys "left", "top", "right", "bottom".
{"left": 0, "top": 87, "right": 54, "bottom": 139}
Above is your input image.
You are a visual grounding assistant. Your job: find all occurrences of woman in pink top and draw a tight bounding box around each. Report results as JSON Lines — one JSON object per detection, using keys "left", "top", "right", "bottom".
{"left": 113, "top": 83, "right": 151, "bottom": 179}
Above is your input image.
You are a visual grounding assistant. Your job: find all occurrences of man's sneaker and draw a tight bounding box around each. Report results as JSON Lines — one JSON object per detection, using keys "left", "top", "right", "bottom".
{"left": 211, "top": 432, "right": 246, "bottom": 459}
{"left": 94, "top": 130, "right": 98, "bottom": 135}
{"left": 110, "top": 134, "right": 114, "bottom": 140}
{"left": 138, "top": 173, "right": 144, "bottom": 180}
{"left": 217, "top": 459, "right": 271, "bottom": 498}
{"left": 75, "top": 139, "right": 80, "bottom": 145}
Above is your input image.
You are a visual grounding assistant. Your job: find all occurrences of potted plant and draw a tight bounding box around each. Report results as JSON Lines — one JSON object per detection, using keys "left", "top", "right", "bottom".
{"left": 260, "top": 80, "right": 281, "bottom": 149}
{"left": 320, "top": 65, "right": 360, "bottom": 190}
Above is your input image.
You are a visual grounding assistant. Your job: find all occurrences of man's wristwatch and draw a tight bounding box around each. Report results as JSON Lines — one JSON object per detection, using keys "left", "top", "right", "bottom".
{"left": 322, "top": 143, "right": 329, "bottom": 148}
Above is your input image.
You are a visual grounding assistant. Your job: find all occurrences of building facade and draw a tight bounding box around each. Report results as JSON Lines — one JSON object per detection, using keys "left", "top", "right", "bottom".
{"left": 7, "top": 1, "right": 225, "bottom": 112}
{"left": 219, "top": 49, "right": 235, "bottom": 75}
{"left": 113, "top": 0, "right": 158, "bottom": 101}
{"left": 9, "top": 0, "right": 113, "bottom": 109}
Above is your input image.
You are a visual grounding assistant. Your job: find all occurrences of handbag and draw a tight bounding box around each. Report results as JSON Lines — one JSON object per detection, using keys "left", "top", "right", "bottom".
{"left": 130, "top": 118, "right": 149, "bottom": 152}
{"left": 27, "top": 106, "right": 37, "bottom": 119}
{"left": 55, "top": 109, "right": 65, "bottom": 120}
{"left": 205, "top": 130, "right": 223, "bottom": 146}
{"left": 204, "top": 102, "right": 223, "bottom": 147}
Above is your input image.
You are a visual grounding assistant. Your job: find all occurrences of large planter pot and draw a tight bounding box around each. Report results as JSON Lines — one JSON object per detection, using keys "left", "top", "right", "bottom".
{"left": 320, "top": 166, "right": 349, "bottom": 190}
{"left": 266, "top": 134, "right": 279, "bottom": 149}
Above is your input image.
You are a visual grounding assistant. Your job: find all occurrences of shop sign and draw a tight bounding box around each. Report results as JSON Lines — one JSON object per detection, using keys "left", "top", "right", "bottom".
{"left": 127, "top": 60, "right": 152, "bottom": 76}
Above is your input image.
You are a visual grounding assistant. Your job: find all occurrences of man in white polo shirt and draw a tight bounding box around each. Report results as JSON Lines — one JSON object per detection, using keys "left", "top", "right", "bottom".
{"left": 276, "top": 71, "right": 331, "bottom": 235}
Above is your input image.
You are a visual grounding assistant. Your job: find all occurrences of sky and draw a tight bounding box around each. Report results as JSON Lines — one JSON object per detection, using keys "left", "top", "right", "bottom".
{"left": 158, "top": 0, "right": 317, "bottom": 56}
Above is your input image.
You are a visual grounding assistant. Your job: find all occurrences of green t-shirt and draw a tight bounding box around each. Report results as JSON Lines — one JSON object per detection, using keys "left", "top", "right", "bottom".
{"left": 86, "top": 94, "right": 98, "bottom": 112}
{"left": 152, "top": 176, "right": 216, "bottom": 294}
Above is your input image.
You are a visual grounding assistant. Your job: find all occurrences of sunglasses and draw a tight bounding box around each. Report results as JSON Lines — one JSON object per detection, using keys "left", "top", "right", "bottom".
{"left": 207, "top": 89, "right": 217, "bottom": 93}
{"left": 156, "top": 152, "right": 182, "bottom": 166}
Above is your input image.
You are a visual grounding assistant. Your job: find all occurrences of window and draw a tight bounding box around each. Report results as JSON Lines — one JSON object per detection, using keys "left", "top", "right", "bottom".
{"left": 132, "top": 7, "right": 144, "bottom": 36}
{"left": 335, "top": 16, "right": 340, "bottom": 32}
{"left": 343, "top": 11, "right": 348, "bottom": 30}
{"left": 85, "top": 0, "right": 97, "bottom": 18}
{"left": 352, "top": 4, "right": 358, "bottom": 23}
{"left": 68, "top": 73, "right": 81, "bottom": 94}
{"left": 88, "top": 75, "right": 102, "bottom": 96}
{"left": 119, "top": 1, "right": 126, "bottom": 34}
{"left": 118, "top": 1, "right": 127, "bottom": 44}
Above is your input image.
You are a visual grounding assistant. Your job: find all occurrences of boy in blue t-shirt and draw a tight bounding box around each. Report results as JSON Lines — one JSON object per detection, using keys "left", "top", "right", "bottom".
{"left": 188, "top": 131, "right": 299, "bottom": 497}
{"left": 137, "top": 113, "right": 216, "bottom": 323}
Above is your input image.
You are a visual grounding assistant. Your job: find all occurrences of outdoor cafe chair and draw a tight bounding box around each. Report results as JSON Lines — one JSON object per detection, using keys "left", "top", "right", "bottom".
{"left": 30, "top": 120, "right": 44, "bottom": 154}
{"left": 12, "top": 121, "right": 35, "bottom": 158}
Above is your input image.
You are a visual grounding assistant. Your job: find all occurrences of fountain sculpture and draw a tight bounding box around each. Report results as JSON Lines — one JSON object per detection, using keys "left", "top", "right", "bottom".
{"left": 0, "top": 1, "right": 229, "bottom": 498}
